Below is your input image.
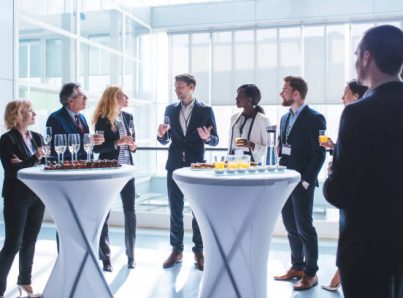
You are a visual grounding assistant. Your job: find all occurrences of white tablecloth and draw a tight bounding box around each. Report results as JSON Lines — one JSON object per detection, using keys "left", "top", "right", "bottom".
{"left": 173, "top": 168, "right": 300, "bottom": 298}
{"left": 18, "top": 165, "right": 135, "bottom": 298}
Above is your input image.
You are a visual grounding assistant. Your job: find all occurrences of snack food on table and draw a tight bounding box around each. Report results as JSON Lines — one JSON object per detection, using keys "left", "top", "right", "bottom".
{"left": 44, "top": 159, "right": 120, "bottom": 170}
{"left": 190, "top": 162, "right": 215, "bottom": 169}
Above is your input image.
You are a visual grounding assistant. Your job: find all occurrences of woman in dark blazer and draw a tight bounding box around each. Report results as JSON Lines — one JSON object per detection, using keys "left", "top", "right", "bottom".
{"left": 93, "top": 86, "right": 137, "bottom": 271}
{"left": 0, "top": 100, "right": 45, "bottom": 298}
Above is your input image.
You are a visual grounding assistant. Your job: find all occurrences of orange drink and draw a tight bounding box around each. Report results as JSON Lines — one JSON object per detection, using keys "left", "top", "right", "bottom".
{"left": 319, "top": 135, "right": 329, "bottom": 143}
{"left": 227, "top": 155, "right": 238, "bottom": 170}
{"left": 215, "top": 161, "right": 225, "bottom": 170}
{"left": 238, "top": 155, "right": 251, "bottom": 169}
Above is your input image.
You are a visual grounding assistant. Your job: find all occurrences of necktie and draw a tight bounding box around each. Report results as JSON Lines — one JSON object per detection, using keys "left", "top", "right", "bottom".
{"left": 74, "top": 115, "right": 80, "bottom": 126}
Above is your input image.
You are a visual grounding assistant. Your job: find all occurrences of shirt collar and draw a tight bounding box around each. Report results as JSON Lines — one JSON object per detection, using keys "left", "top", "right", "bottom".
{"left": 65, "top": 106, "right": 78, "bottom": 118}
{"left": 289, "top": 103, "right": 306, "bottom": 117}
{"left": 181, "top": 98, "right": 195, "bottom": 110}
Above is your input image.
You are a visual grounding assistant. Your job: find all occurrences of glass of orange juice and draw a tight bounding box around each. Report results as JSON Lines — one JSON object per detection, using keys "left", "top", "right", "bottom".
{"left": 319, "top": 130, "right": 328, "bottom": 144}
{"left": 227, "top": 155, "right": 238, "bottom": 170}
{"left": 238, "top": 155, "right": 250, "bottom": 169}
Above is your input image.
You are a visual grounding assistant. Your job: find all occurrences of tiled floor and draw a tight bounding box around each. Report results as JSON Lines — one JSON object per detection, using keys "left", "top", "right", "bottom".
{"left": 0, "top": 223, "right": 344, "bottom": 298}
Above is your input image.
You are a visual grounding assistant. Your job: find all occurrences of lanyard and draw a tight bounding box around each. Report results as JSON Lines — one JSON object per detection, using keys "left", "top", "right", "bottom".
{"left": 180, "top": 105, "right": 193, "bottom": 131}
{"left": 283, "top": 112, "right": 292, "bottom": 144}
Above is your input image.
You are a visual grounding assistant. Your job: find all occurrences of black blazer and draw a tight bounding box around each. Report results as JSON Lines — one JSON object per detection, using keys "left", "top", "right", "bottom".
{"left": 278, "top": 105, "right": 326, "bottom": 186}
{"left": 0, "top": 129, "right": 42, "bottom": 199}
{"left": 157, "top": 100, "right": 219, "bottom": 171}
{"left": 93, "top": 111, "right": 135, "bottom": 164}
{"left": 46, "top": 107, "right": 90, "bottom": 161}
{"left": 323, "top": 81, "right": 403, "bottom": 266}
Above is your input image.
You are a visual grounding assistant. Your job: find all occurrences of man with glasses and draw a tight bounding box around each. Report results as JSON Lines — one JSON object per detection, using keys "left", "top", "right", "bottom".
{"left": 46, "top": 83, "right": 110, "bottom": 270}
{"left": 46, "top": 82, "right": 103, "bottom": 161}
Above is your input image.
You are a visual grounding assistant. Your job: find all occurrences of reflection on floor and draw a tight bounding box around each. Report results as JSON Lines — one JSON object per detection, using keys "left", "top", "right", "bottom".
{"left": 0, "top": 223, "right": 344, "bottom": 298}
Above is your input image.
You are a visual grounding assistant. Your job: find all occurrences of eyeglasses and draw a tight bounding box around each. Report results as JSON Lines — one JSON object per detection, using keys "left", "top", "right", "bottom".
{"left": 72, "top": 93, "right": 87, "bottom": 100}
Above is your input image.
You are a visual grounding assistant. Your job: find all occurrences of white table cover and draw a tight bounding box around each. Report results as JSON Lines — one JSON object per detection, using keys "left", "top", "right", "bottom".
{"left": 173, "top": 168, "right": 300, "bottom": 298}
{"left": 18, "top": 165, "right": 135, "bottom": 298}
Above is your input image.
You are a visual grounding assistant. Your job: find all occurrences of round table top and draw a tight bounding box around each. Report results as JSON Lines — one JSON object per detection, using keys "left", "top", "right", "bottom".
{"left": 18, "top": 164, "right": 135, "bottom": 181}
{"left": 173, "top": 167, "right": 301, "bottom": 186}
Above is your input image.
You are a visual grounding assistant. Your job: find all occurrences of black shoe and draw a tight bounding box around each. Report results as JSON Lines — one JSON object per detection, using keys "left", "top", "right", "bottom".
{"left": 128, "top": 258, "right": 136, "bottom": 269}
{"left": 103, "top": 260, "right": 113, "bottom": 272}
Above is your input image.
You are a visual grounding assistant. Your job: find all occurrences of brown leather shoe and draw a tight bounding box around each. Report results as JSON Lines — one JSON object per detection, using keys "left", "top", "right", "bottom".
{"left": 194, "top": 252, "right": 204, "bottom": 271}
{"left": 274, "top": 268, "right": 304, "bottom": 281}
{"left": 162, "top": 251, "right": 183, "bottom": 268}
{"left": 293, "top": 275, "right": 318, "bottom": 290}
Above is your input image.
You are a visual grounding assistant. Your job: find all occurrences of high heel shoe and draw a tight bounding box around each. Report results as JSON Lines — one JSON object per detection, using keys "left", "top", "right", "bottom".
{"left": 17, "top": 285, "right": 41, "bottom": 297}
{"left": 321, "top": 282, "right": 341, "bottom": 291}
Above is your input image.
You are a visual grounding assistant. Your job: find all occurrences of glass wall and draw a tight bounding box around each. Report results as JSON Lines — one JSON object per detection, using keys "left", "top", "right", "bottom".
{"left": 18, "top": 0, "right": 153, "bottom": 164}
{"left": 167, "top": 20, "right": 403, "bottom": 213}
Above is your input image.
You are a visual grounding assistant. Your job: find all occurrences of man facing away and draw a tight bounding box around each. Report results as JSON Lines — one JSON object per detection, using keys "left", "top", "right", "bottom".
{"left": 324, "top": 25, "right": 403, "bottom": 298}
{"left": 273, "top": 76, "right": 326, "bottom": 290}
{"left": 157, "top": 73, "right": 219, "bottom": 271}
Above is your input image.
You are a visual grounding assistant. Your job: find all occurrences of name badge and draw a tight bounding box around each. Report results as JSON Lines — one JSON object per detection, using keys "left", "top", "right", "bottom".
{"left": 282, "top": 144, "right": 292, "bottom": 156}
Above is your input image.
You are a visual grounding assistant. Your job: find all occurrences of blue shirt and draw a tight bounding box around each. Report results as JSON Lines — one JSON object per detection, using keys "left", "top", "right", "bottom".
{"left": 285, "top": 103, "right": 306, "bottom": 143}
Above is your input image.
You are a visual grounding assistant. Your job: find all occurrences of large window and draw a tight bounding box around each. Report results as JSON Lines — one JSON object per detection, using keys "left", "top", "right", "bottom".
{"left": 18, "top": 0, "right": 152, "bottom": 152}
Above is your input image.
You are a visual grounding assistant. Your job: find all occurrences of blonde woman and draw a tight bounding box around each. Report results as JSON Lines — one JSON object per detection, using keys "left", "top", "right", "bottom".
{"left": 0, "top": 100, "right": 45, "bottom": 297}
{"left": 93, "top": 86, "right": 137, "bottom": 271}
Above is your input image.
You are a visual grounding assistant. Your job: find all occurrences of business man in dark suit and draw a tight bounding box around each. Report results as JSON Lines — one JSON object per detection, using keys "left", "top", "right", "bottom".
{"left": 46, "top": 82, "right": 104, "bottom": 161}
{"left": 324, "top": 25, "right": 403, "bottom": 298}
{"left": 273, "top": 76, "right": 326, "bottom": 290}
{"left": 157, "top": 73, "right": 219, "bottom": 271}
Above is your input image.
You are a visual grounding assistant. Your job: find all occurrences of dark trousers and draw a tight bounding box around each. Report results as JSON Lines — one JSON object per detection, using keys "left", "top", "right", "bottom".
{"left": 281, "top": 183, "right": 318, "bottom": 276}
{"left": 0, "top": 196, "right": 45, "bottom": 295}
{"left": 339, "top": 259, "right": 403, "bottom": 298}
{"left": 167, "top": 170, "right": 202, "bottom": 254}
{"left": 99, "top": 178, "right": 136, "bottom": 261}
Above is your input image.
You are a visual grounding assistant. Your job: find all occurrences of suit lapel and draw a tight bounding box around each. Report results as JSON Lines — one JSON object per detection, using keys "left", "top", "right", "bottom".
{"left": 172, "top": 103, "right": 184, "bottom": 137}
{"left": 185, "top": 99, "right": 200, "bottom": 137}
{"left": 11, "top": 129, "right": 32, "bottom": 158}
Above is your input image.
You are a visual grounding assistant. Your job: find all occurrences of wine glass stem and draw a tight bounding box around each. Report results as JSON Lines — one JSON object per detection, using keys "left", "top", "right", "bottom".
{"left": 57, "top": 154, "right": 60, "bottom": 165}
{"left": 44, "top": 155, "right": 47, "bottom": 165}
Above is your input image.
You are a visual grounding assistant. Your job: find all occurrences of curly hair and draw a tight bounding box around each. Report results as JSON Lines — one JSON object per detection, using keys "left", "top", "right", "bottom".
{"left": 92, "top": 86, "right": 122, "bottom": 131}
{"left": 4, "top": 100, "right": 32, "bottom": 129}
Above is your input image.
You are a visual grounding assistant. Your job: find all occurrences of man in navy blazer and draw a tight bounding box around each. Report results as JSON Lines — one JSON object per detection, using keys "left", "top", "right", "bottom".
{"left": 274, "top": 76, "right": 326, "bottom": 290}
{"left": 157, "top": 74, "right": 219, "bottom": 271}
{"left": 46, "top": 83, "right": 103, "bottom": 161}
{"left": 324, "top": 25, "right": 403, "bottom": 298}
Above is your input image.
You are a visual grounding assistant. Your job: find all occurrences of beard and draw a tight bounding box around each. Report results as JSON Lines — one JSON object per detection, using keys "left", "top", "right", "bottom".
{"left": 281, "top": 97, "right": 294, "bottom": 107}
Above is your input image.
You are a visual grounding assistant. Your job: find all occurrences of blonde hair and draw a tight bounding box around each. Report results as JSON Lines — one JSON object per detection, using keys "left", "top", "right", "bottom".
{"left": 92, "top": 86, "right": 122, "bottom": 130}
{"left": 4, "top": 100, "right": 32, "bottom": 129}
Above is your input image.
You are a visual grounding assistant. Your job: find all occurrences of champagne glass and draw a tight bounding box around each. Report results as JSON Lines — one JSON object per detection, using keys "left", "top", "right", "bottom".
{"left": 60, "top": 134, "right": 67, "bottom": 163}
{"left": 68, "top": 134, "right": 79, "bottom": 162}
{"left": 43, "top": 127, "right": 52, "bottom": 165}
{"left": 73, "top": 133, "right": 81, "bottom": 161}
{"left": 54, "top": 134, "right": 67, "bottom": 165}
{"left": 163, "top": 116, "right": 170, "bottom": 141}
{"left": 128, "top": 120, "right": 135, "bottom": 140}
{"left": 83, "top": 133, "right": 93, "bottom": 162}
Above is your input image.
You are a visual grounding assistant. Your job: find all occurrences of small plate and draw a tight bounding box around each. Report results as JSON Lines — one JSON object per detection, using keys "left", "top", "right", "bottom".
{"left": 256, "top": 166, "right": 267, "bottom": 173}
{"left": 226, "top": 169, "right": 237, "bottom": 174}
{"left": 247, "top": 167, "right": 257, "bottom": 173}
{"left": 237, "top": 168, "right": 246, "bottom": 174}
{"left": 276, "top": 165, "right": 286, "bottom": 172}
{"left": 267, "top": 166, "right": 276, "bottom": 172}
{"left": 214, "top": 169, "right": 225, "bottom": 175}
